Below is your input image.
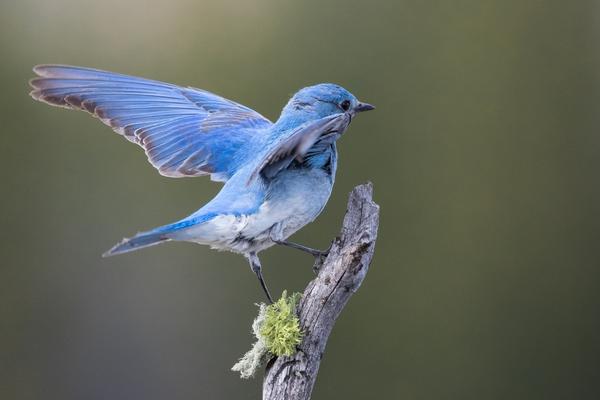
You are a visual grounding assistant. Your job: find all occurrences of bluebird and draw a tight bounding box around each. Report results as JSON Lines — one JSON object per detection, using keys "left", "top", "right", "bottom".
{"left": 29, "top": 65, "right": 374, "bottom": 302}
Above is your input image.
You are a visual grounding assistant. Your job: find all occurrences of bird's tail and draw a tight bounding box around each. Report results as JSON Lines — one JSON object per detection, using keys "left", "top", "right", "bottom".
{"left": 102, "top": 229, "right": 171, "bottom": 257}
{"left": 102, "top": 214, "right": 215, "bottom": 257}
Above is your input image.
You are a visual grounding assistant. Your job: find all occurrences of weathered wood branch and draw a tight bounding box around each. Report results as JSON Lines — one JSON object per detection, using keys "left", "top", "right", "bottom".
{"left": 263, "top": 182, "right": 380, "bottom": 400}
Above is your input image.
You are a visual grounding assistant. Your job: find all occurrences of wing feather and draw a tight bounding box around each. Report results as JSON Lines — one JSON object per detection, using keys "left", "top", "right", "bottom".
{"left": 30, "top": 65, "right": 272, "bottom": 181}
{"left": 247, "top": 113, "right": 351, "bottom": 184}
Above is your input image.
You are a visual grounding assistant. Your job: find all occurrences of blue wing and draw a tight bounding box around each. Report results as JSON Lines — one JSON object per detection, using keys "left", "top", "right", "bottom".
{"left": 247, "top": 113, "right": 351, "bottom": 184}
{"left": 29, "top": 65, "right": 272, "bottom": 182}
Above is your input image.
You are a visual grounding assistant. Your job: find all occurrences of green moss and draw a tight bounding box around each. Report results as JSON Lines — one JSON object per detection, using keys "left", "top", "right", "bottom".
{"left": 232, "top": 291, "right": 303, "bottom": 378}
{"left": 260, "top": 291, "right": 303, "bottom": 357}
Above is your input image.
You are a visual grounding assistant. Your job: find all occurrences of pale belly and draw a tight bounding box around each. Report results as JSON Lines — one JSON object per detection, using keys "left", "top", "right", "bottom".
{"left": 177, "top": 168, "right": 333, "bottom": 254}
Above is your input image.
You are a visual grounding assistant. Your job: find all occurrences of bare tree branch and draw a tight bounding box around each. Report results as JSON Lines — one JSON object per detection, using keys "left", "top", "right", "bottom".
{"left": 263, "top": 182, "right": 380, "bottom": 400}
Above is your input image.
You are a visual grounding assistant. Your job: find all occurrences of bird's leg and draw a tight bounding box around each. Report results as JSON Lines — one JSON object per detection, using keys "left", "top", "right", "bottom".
{"left": 269, "top": 228, "right": 329, "bottom": 273}
{"left": 274, "top": 240, "right": 328, "bottom": 258}
{"left": 271, "top": 238, "right": 330, "bottom": 274}
{"left": 246, "top": 252, "right": 273, "bottom": 304}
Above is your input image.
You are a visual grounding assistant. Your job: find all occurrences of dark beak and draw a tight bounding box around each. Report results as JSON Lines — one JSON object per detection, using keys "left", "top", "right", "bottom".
{"left": 355, "top": 102, "right": 375, "bottom": 113}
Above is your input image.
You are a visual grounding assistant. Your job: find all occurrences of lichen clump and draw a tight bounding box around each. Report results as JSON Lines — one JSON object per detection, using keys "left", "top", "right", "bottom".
{"left": 232, "top": 291, "right": 302, "bottom": 378}
{"left": 260, "top": 291, "right": 303, "bottom": 356}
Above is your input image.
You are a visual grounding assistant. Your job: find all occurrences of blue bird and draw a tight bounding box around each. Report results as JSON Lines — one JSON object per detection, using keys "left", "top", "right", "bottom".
{"left": 29, "top": 65, "right": 374, "bottom": 302}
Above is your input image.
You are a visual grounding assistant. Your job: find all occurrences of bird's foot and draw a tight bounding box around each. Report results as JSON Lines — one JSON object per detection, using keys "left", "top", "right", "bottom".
{"left": 311, "top": 247, "right": 331, "bottom": 274}
{"left": 272, "top": 239, "right": 332, "bottom": 274}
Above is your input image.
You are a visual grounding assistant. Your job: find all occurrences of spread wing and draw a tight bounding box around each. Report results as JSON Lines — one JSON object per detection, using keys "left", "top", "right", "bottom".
{"left": 29, "top": 65, "right": 272, "bottom": 182}
{"left": 247, "top": 113, "right": 351, "bottom": 184}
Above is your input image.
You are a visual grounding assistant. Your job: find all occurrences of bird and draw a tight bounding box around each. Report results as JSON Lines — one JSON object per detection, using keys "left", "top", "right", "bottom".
{"left": 29, "top": 65, "right": 375, "bottom": 303}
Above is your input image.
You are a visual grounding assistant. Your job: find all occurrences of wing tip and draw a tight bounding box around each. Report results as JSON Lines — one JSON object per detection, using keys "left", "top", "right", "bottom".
{"left": 31, "top": 64, "right": 122, "bottom": 86}
{"left": 32, "top": 64, "right": 68, "bottom": 77}
{"left": 29, "top": 66, "right": 69, "bottom": 106}
{"left": 32, "top": 64, "right": 48, "bottom": 76}
{"left": 28, "top": 87, "right": 71, "bottom": 108}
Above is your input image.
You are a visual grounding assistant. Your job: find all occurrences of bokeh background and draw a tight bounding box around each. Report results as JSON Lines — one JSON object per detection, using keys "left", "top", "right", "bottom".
{"left": 2, "top": 0, "right": 600, "bottom": 399}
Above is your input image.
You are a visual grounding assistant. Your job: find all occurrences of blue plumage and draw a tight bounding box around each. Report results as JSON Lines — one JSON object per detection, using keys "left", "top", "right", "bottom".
{"left": 29, "top": 65, "right": 374, "bottom": 302}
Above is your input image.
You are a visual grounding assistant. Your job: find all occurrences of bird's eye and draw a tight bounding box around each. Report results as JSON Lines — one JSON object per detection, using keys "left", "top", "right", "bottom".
{"left": 340, "top": 100, "right": 351, "bottom": 111}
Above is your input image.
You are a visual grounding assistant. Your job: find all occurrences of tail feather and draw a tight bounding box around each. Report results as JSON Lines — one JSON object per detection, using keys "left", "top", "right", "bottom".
{"left": 102, "top": 231, "right": 170, "bottom": 257}
{"left": 102, "top": 213, "right": 217, "bottom": 257}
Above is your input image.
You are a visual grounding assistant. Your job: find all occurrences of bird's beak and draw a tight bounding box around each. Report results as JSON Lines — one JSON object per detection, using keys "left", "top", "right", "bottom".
{"left": 354, "top": 102, "right": 375, "bottom": 113}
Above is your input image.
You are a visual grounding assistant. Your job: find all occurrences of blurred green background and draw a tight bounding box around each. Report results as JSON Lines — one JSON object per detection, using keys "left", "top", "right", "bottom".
{"left": 1, "top": 0, "right": 599, "bottom": 399}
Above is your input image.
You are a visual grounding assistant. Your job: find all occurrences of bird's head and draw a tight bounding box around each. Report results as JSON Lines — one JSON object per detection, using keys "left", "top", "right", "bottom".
{"left": 278, "top": 83, "right": 374, "bottom": 126}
